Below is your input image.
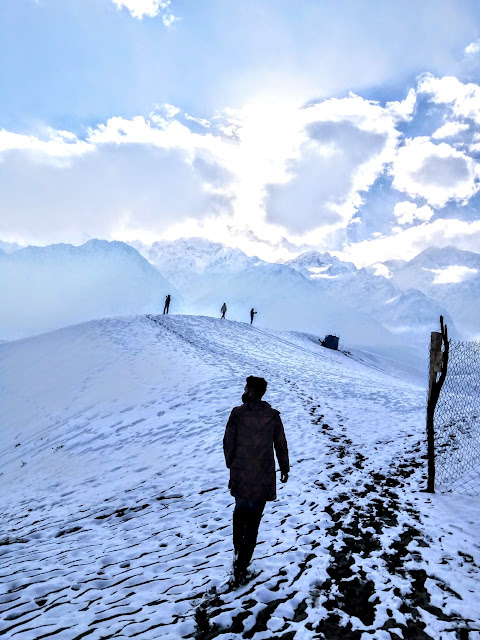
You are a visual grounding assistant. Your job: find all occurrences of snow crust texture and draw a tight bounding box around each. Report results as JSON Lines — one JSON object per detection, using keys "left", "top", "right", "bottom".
{"left": 1, "top": 315, "right": 480, "bottom": 639}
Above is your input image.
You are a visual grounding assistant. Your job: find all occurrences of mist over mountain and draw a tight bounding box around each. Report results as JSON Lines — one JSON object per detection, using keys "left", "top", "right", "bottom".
{"left": 370, "top": 246, "right": 480, "bottom": 338}
{"left": 285, "top": 250, "right": 455, "bottom": 338}
{"left": 0, "top": 239, "right": 178, "bottom": 340}
{"left": 0, "top": 240, "right": 24, "bottom": 254}
{"left": 2, "top": 237, "right": 475, "bottom": 366}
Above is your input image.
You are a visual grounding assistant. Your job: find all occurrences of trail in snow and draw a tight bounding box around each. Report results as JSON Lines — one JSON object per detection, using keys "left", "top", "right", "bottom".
{"left": 1, "top": 315, "right": 479, "bottom": 639}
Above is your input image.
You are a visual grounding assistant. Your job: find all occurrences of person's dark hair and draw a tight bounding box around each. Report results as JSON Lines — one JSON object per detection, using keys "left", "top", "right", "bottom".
{"left": 245, "top": 376, "right": 267, "bottom": 399}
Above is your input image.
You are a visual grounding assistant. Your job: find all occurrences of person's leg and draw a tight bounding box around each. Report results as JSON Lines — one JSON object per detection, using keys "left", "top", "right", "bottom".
{"left": 233, "top": 498, "right": 248, "bottom": 556}
{"left": 236, "top": 499, "right": 266, "bottom": 572}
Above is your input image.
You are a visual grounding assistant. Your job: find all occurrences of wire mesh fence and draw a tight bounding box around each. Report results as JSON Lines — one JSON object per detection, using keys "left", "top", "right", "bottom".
{"left": 434, "top": 340, "right": 480, "bottom": 495}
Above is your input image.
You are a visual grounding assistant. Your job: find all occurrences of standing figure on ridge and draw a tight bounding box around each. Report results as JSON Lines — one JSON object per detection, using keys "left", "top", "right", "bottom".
{"left": 163, "top": 294, "right": 171, "bottom": 315}
{"left": 250, "top": 308, "right": 257, "bottom": 325}
{"left": 223, "top": 376, "right": 289, "bottom": 584}
{"left": 221, "top": 302, "right": 227, "bottom": 319}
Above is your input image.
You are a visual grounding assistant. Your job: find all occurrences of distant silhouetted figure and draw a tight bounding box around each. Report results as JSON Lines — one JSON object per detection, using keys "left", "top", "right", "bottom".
{"left": 163, "top": 294, "right": 171, "bottom": 314}
{"left": 250, "top": 308, "right": 257, "bottom": 324}
{"left": 221, "top": 302, "right": 227, "bottom": 319}
{"left": 223, "top": 376, "right": 289, "bottom": 584}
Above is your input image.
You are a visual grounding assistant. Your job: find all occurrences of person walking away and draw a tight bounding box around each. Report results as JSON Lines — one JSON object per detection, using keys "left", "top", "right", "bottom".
{"left": 221, "top": 302, "right": 227, "bottom": 319}
{"left": 250, "top": 308, "right": 257, "bottom": 324}
{"left": 223, "top": 376, "right": 289, "bottom": 583}
{"left": 163, "top": 294, "right": 171, "bottom": 314}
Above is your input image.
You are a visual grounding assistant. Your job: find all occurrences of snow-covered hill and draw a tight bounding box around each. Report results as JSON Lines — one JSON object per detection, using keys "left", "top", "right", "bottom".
{"left": 376, "top": 247, "right": 480, "bottom": 338}
{"left": 1, "top": 315, "right": 478, "bottom": 638}
{"left": 0, "top": 240, "right": 179, "bottom": 340}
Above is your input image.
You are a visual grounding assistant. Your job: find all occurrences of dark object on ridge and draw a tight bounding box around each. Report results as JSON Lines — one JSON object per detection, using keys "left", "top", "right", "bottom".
{"left": 221, "top": 302, "right": 227, "bottom": 319}
{"left": 163, "top": 294, "right": 171, "bottom": 315}
{"left": 223, "top": 376, "right": 289, "bottom": 581}
{"left": 320, "top": 334, "right": 339, "bottom": 350}
{"left": 250, "top": 308, "right": 257, "bottom": 324}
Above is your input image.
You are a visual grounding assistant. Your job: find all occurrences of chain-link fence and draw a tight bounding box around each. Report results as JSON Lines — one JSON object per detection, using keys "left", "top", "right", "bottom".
{"left": 434, "top": 340, "right": 480, "bottom": 495}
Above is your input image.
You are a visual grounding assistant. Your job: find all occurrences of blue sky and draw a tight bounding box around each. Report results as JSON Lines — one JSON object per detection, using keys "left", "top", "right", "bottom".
{"left": 1, "top": 0, "right": 480, "bottom": 264}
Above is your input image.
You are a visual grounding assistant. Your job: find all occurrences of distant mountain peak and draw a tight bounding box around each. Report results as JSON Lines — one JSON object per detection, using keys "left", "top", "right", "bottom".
{"left": 286, "top": 250, "right": 357, "bottom": 278}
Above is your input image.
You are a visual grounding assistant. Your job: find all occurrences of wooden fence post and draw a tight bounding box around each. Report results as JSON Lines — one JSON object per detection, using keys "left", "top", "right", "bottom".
{"left": 426, "top": 316, "right": 449, "bottom": 493}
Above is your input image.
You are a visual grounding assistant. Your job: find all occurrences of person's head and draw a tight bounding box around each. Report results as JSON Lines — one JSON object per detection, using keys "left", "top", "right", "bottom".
{"left": 243, "top": 376, "right": 267, "bottom": 402}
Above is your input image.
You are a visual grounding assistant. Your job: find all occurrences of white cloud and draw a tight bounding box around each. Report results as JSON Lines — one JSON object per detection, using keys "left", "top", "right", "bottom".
{"left": 418, "top": 74, "right": 480, "bottom": 125}
{"left": 393, "top": 201, "right": 434, "bottom": 226}
{"left": 432, "top": 122, "right": 469, "bottom": 139}
{"left": 264, "top": 91, "right": 414, "bottom": 237}
{"left": 428, "top": 265, "right": 478, "bottom": 284}
{"left": 465, "top": 41, "right": 480, "bottom": 56}
{"left": 184, "top": 113, "right": 211, "bottom": 128}
{"left": 370, "top": 263, "right": 392, "bottom": 278}
{"left": 392, "top": 137, "right": 479, "bottom": 207}
{"left": 0, "top": 93, "right": 411, "bottom": 256}
{"left": 334, "top": 219, "right": 480, "bottom": 268}
{"left": 0, "top": 114, "right": 227, "bottom": 176}
{"left": 159, "top": 103, "right": 181, "bottom": 119}
{"left": 1, "top": 83, "right": 476, "bottom": 265}
{"left": 0, "top": 129, "right": 92, "bottom": 165}
{"left": 112, "top": 0, "right": 176, "bottom": 25}
{"left": 0, "top": 112, "right": 236, "bottom": 247}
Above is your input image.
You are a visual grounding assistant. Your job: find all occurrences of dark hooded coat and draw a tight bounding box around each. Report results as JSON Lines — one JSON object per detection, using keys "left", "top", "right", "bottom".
{"left": 223, "top": 400, "right": 290, "bottom": 502}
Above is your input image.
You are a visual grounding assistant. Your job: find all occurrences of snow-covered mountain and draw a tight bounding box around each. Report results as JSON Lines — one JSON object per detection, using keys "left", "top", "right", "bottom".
{"left": 285, "top": 250, "right": 357, "bottom": 278}
{"left": 135, "top": 238, "right": 423, "bottom": 359}
{"left": 373, "top": 247, "right": 480, "bottom": 338}
{"left": 1, "top": 314, "right": 479, "bottom": 638}
{"left": 3, "top": 236, "right": 473, "bottom": 354}
{"left": 0, "top": 239, "right": 178, "bottom": 340}
{"left": 285, "top": 250, "right": 455, "bottom": 339}
{"left": 142, "top": 239, "right": 455, "bottom": 344}
{"left": 141, "top": 237, "right": 263, "bottom": 295}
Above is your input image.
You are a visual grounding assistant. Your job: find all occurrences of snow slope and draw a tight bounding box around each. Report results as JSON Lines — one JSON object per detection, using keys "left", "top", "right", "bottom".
{"left": 1, "top": 315, "right": 479, "bottom": 639}
{"left": 0, "top": 240, "right": 179, "bottom": 341}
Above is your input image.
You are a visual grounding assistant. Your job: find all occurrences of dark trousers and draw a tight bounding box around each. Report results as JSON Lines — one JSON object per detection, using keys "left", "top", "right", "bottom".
{"left": 163, "top": 304, "right": 169, "bottom": 314}
{"left": 233, "top": 498, "right": 266, "bottom": 570}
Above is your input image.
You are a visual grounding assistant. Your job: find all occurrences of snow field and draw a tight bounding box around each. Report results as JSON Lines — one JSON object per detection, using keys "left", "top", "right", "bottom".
{"left": 1, "top": 314, "right": 480, "bottom": 639}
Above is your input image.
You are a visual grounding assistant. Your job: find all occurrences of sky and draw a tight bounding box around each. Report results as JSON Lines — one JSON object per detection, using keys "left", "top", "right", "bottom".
{"left": 1, "top": 0, "right": 480, "bottom": 266}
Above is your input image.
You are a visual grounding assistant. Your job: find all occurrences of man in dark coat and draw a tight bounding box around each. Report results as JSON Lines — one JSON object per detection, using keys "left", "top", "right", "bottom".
{"left": 221, "top": 302, "right": 227, "bottom": 319}
{"left": 250, "top": 308, "right": 257, "bottom": 324}
{"left": 223, "top": 376, "right": 289, "bottom": 582}
{"left": 163, "top": 294, "right": 171, "bottom": 314}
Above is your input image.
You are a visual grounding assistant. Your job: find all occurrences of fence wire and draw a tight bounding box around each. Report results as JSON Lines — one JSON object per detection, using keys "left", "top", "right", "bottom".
{"left": 434, "top": 340, "right": 480, "bottom": 495}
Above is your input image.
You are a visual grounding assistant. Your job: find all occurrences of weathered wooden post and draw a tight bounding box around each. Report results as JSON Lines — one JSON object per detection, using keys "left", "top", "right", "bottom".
{"left": 426, "top": 315, "right": 449, "bottom": 493}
